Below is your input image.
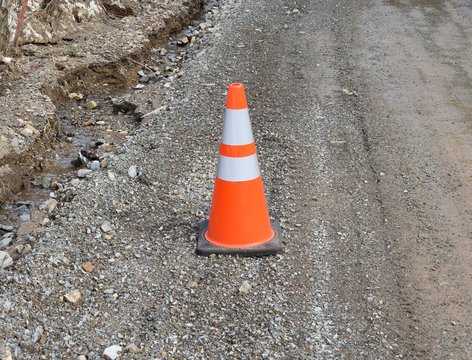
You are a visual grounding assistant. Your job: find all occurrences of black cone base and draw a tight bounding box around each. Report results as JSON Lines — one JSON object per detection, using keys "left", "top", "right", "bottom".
{"left": 196, "top": 220, "right": 283, "bottom": 256}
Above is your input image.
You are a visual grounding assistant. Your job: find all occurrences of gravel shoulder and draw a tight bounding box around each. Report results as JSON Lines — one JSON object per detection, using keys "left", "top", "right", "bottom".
{"left": 1, "top": 0, "right": 471, "bottom": 359}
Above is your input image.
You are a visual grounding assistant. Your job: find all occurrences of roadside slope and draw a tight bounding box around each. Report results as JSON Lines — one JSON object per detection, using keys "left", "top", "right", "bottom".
{"left": 0, "top": 0, "right": 203, "bottom": 202}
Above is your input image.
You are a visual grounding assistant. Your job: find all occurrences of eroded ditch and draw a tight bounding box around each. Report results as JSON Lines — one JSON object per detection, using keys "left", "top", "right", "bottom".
{"left": 0, "top": 0, "right": 222, "bottom": 264}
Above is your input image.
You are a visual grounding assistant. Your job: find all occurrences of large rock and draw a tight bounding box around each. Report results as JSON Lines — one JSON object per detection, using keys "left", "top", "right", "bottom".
{"left": 0, "top": 0, "right": 134, "bottom": 52}
{"left": 0, "top": 0, "right": 17, "bottom": 53}
{"left": 19, "top": 0, "right": 104, "bottom": 46}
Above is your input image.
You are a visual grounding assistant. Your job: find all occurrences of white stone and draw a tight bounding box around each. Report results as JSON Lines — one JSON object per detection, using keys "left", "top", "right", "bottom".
{"left": 90, "top": 160, "right": 100, "bottom": 171}
{"left": 0, "top": 237, "right": 12, "bottom": 250}
{"left": 32, "top": 325, "right": 44, "bottom": 343}
{"left": 77, "top": 169, "right": 93, "bottom": 178}
{"left": 3, "top": 300, "right": 12, "bottom": 310}
{"left": 20, "top": 127, "right": 34, "bottom": 137}
{"left": 0, "top": 346, "right": 12, "bottom": 360}
{"left": 103, "top": 345, "right": 122, "bottom": 360}
{"left": 0, "top": 251, "right": 13, "bottom": 269}
{"left": 42, "top": 198, "right": 57, "bottom": 213}
{"left": 128, "top": 165, "right": 137, "bottom": 178}
{"left": 68, "top": 92, "right": 84, "bottom": 100}
{"left": 0, "top": 224, "right": 14, "bottom": 231}
{"left": 101, "top": 221, "right": 112, "bottom": 233}
{"left": 64, "top": 290, "right": 81, "bottom": 305}
{"left": 20, "top": 213, "right": 30, "bottom": 222}
{"left": 1, "top": 56, "right": 13, "bottom": 64}
{"left": 25, "top": 124, "right": 39, "bottom": 135}
{"left": 10, "top": 137, "right": 20, "bottom": 153}
{"left": 239, "top": 281, "right": 251, "bottom": 294}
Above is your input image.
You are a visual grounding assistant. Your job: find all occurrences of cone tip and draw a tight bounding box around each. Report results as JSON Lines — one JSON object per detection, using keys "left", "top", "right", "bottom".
{"left": 226, "top": 83, "right": 247, "bottom": 110}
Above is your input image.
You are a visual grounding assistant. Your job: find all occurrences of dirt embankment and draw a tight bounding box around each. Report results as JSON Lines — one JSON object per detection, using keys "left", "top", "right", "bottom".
{"left": 0, "top": 0, "right": 204, "bottom": 202}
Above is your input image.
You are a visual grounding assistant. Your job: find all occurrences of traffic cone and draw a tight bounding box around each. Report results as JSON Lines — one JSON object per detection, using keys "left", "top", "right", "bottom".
{"left": 197, "top": 83, "right": 282, "bottom": 256}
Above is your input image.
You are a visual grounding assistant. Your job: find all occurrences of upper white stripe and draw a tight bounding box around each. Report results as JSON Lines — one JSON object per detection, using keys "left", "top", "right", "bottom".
{"left": 222, "top": 108, "right": 255, "bottom": 145}
{"left": 217, "top": 154, "right": 261, "bottom": 182}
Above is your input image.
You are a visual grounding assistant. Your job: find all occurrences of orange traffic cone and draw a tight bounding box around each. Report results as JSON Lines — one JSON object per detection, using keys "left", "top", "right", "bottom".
{"left": 197, "top": 83, "right": 282, "bottom": 256}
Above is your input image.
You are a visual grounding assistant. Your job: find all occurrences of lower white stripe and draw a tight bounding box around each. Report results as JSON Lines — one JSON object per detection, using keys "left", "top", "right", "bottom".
{"left": 217, "top": 154, "right": 261, "bottom": 182}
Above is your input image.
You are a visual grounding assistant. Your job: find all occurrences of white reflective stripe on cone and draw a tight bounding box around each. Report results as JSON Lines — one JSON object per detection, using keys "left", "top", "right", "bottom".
{"left": 217, "top": 154, "right": 261, "bottom": 182}
{"left": 222, "top": 108, "right": 255, "bottom": 145}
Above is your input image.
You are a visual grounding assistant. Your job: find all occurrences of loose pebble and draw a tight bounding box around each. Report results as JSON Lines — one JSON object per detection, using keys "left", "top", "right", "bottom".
{"left": 81, "top": 262, "right": 95, "bottom": 272}
{"left": 90, "top": 160, "right": 100, "bottom": 171}
{"left": 41, "top": 199, "right": 57, "bottom": 213}
{"left": 68, "top": 92, "right": 84, "bottom": 100}
{"left": 128, "top": 165, "right": 137, "bottom": 178}
{"left": 64, "top": 290, "right": 81, "bottom": 305}
{"left": 20, "top": 127, "right": 34, "bottom": 137}
{"left": 0, "top": 346, "right": 12, "bottom": 360}
{"left": 0, "top": 251, "right": 13, "bottom": 269}
{"left": 77, "top": 169, "right": 93, "bottom": 178}
{"left": 70, "top": 178, "right": 81, "bottom": 187}
{"left": 239, "top": 281, "right": 251, "bottom": 294}
{"left": 32, "top": 325, "right": 44, "bottom": 343}
{"left": 101, "top": 221, "right": 113, "bottom": 233}
{"left": 0, "top": 224, "right": 14, "bottom": 232}
{"left": 103, "top": 345, "right": 122, "bottom": 360}
{"left": 186, "top": 280, "right": 198, "bottom": 288}
{"left": 1, "top": 56, "right": 13, "bottom": 64}
{"left": 84, "top": 100, "right": 98, "bottom": 110}
{"left": 124, "top": 343, "right": 140, "bottom": 353}
{"left": 0, "top": 237, "right": 12, "bottom": 250}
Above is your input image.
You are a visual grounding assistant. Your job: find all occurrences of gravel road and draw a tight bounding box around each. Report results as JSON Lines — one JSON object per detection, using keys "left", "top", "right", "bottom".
{"left": 1, "top": 0, "right": 471, "bottom": 359}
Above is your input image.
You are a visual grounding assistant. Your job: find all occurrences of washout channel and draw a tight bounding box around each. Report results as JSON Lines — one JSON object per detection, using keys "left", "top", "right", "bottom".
{"left": 0, "top": 0, "right": 222, "bottom": 258}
